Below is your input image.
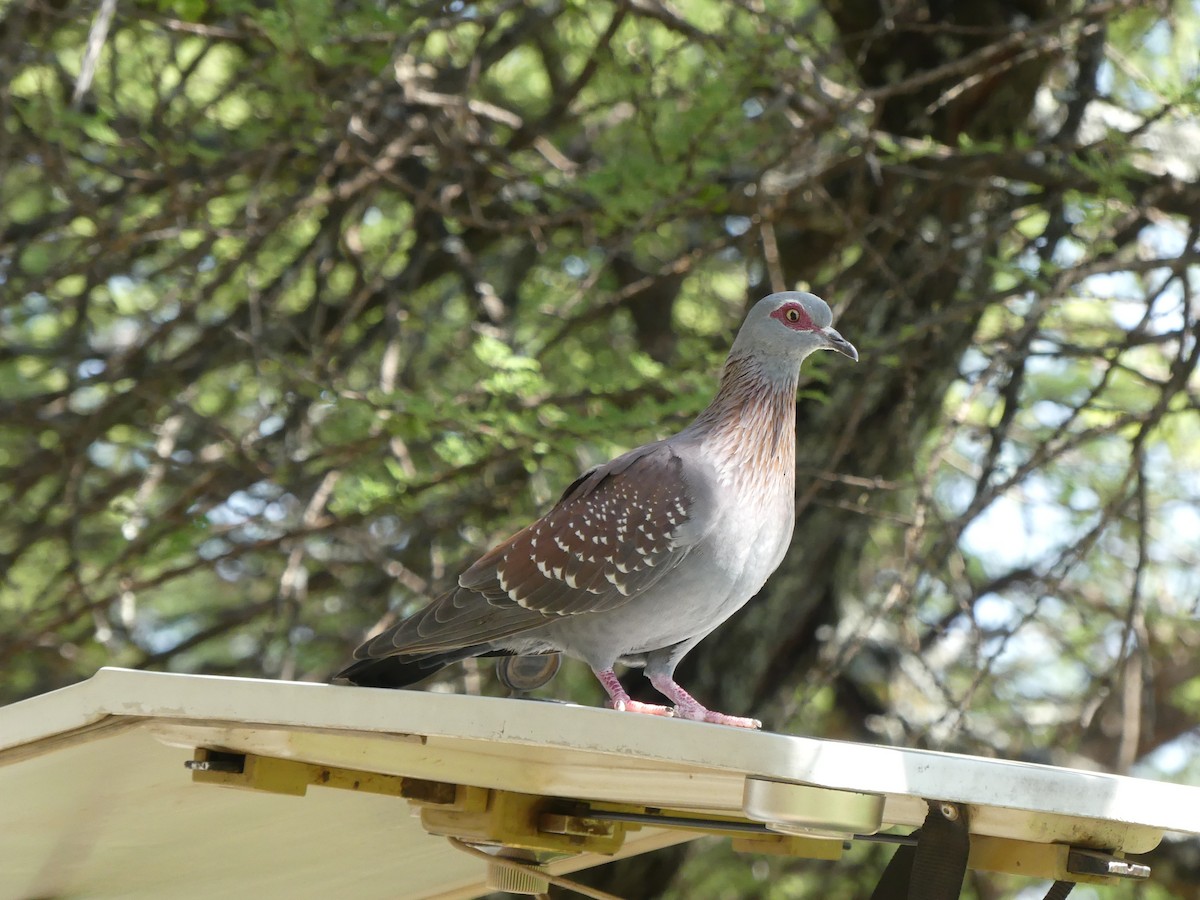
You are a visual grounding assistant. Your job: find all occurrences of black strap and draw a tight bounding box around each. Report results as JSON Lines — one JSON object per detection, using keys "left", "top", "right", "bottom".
{"left": 868, "top": 836, "right": 917, "bottom": 900}
{"left": 869, "top": 801, "right": 970, "bottom": 900}
{"left": 1042, "top": 882, "right": 1074, "bottom": 900}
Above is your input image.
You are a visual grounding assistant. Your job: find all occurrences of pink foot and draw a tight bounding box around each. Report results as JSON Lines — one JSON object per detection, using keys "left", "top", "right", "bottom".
{"left": 648, "top": 673, "right": 763, "bottom": 729}
{"left": 673, "top": 704, "right": 762, "bottom": 729}
{"left": 594, "top": 667, "right": 674, "bottom": 718}
{"left": 608, "top": 698, "right": 675, "bottom": 717}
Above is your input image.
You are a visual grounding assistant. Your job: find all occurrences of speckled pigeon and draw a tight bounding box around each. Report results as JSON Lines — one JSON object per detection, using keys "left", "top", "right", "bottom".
{"left": 337, "top": 292, "right": 857, "bottom": 728}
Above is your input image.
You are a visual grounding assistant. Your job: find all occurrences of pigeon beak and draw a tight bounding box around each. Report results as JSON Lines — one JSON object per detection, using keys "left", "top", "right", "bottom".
{"left": 821, "top": 327, "right": 858, "bottom": 362}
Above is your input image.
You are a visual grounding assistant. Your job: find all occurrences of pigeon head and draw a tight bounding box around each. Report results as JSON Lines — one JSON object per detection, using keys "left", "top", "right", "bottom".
{"left": 730, "top": 291, "right": 858, "bottom": 365}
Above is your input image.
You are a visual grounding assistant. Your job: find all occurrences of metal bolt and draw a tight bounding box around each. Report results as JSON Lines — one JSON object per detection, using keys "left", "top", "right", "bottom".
{"left": 939, "top": 802, "right": 959, "bottom": 821}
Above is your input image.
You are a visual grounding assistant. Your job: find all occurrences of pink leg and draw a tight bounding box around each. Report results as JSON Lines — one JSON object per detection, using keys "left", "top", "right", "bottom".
{"left": 648, "top": 673, "right": 762, "bottom": 729}
{"left": 593, "top": 668, "right": 674, "bottom": 718}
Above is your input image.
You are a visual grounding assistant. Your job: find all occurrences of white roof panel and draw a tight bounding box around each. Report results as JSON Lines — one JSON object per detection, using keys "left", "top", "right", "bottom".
{"left": 2, "top": 668, "right": 1198, "bottom": 899}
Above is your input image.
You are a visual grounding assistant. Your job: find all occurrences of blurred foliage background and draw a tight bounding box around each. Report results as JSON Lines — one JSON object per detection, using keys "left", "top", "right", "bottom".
{"left": 2, "top": 0, "right": 1199, "bottom": 896}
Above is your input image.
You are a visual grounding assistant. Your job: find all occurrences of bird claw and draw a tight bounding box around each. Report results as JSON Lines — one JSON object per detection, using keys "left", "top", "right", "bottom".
{"left": 608, "top": 698, "right": 675, "bottom": 717}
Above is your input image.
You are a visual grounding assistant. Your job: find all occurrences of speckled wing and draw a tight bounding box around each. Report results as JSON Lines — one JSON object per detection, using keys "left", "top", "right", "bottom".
{"left": 356, "top": 442, "right": 704, "bottom": 658}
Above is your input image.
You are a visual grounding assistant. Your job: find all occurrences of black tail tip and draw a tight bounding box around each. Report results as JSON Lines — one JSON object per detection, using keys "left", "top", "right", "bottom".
{"left": 334, "top": 653, "right": 455, "bottom": 689}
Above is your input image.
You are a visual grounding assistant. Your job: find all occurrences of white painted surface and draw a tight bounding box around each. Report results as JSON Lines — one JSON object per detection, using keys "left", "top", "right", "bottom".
{"left": 2, "top": 668, "right": 1199, "bottom": 899}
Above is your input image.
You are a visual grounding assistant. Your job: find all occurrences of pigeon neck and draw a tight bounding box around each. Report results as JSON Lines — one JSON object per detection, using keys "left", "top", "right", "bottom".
{"left": 685, "top": 353, "right": 798, "bottom": 489}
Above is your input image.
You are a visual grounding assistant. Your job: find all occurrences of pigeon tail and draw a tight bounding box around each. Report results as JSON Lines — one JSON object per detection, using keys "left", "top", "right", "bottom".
{"left": 335, "top": 647, "right": 490, "bottom": 688}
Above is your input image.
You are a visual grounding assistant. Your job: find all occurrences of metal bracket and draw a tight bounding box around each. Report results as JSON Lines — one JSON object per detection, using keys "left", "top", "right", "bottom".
{"left": 185, "top": 747, "right": 447, "bottom": 801}
{"left": 185, "top": 748, "right": 627, "bottom": 856}
{"left": 1067, "top": 847, "right": 1150, "bottom": 881}
{"left": 184, "top": 748, "right": 1152, "bottom": 894}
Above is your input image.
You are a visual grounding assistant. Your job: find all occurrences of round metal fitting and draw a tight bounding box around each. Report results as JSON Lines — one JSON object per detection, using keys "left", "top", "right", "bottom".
{"left": 743, "top": 777, "right": 885, "bottom": 839}
{"left": 497, "top": 653, "right": 562, "bottom": 692}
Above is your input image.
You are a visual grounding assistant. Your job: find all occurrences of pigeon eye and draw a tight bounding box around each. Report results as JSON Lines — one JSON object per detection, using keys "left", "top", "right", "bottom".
{"left": 785, "top": 307, "right": 800, "bottom": 323}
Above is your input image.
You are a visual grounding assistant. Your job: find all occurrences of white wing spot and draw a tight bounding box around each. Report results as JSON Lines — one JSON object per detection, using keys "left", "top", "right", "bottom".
{"left": 605, "top": 571, "right": 631, "bottom": 595}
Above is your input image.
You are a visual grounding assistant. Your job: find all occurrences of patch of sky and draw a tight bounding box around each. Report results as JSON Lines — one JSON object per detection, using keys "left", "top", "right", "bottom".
{"left": 198, "top": 537, "right": 231, "bottom": 560}
{"left": 747, "top": 257, "right": 765, "bottom": 286}
{"left": 23, "top": 291, "right": 50, "bottom": 313}
{"left": 263, "top": 499, "right": 291, "bottom": 523}
{"left": 1026, "top": 337, "right": 1061, "bottom": 357}
{"left": 1100, "top": 619, "right": 1133, "bottom": 661}
{"left": 1029, "top": 399, "right": 1073, "bottom": 428}
{"left": 933, "top": 470, "right": 974, "bottom": 518}
{"left": 258, "top": 413, "right": 285, "bottom": 437}
{"left": 77, "top": 358, "right": 107, "bottom": 379}
{"left": 1141, "top": 19, "right": 1173, "bottom": 79}
{"left": 973, "top": 593, "right": 1022, "bottom": 631}
{"left": 227, "top": 632, "right": 259, "bottom": 660}
{"left": 958, "top": 346, "right": 989, "bottom": 379}
{"left": 1143, "top": 220, "right": 1189, "bottom": 257}
{"left": 108, "top": 274, "right": 135, "bottom": 295}
{"left": 87, "top": 440, "right": 118, "bottom": 468}
{"left": 562, "top": 255, "right": 589, "bottom": 279}
{"left": 1135, "top": 732, "right": 1200, "bottom": 780}
{"left": 207, "top": 489, "right": 266, "bottom": 526}
{"left": 91, "top": 316, "right": 143, "bottom": 351}
{"left": 724, "top": 215, "right": 752, "bottom": 237}
{"left": 1068, "top": 484, "right": 1100, "bottom": 511}
{"left": 1089, "top": 271, "right": 1142, "bottom": 307}
{"left": 369, "top": 515, "right": 400, "bottom": 541}
{"left": 959, "top": 474, "right": 1084, "bottom": 577}
{"left": 1095, "top": 60, "right": 1114, "bottom": 97}
{"left": 1004, "top": 629, "right": 1093, "bottom": 697}
{"left": 742, "top": 97, "right": 765, "bottom": 119}
{"left": 132, "top": 611, "right": 181, "bottom": 655}
{"left": 1014, "top": 246, "right": 1041, "bottom": 277}
{"left": 216, "top": 557, "right": 244, "bottom": 582}
{"left": 1051, "top": 236, "right": 1084, "bottom": 267}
